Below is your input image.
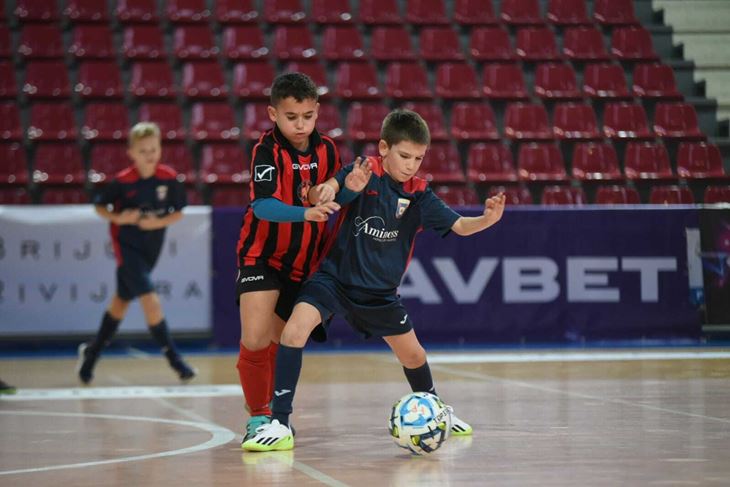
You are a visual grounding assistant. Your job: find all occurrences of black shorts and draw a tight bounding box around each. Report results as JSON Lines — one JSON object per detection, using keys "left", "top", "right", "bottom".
{"left": 296, "top": 272, "right": 413, "bottom": 341}
{"left": 235, "top": 263, "right": 303, "bottom": 322}
{"left": 116, "top": 246, "right": 158, "bottom": 301}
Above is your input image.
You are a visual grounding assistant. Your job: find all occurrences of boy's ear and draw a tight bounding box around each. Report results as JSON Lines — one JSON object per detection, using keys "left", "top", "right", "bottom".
{"left": 267, "top": 105, "right": 277, "bottom": 123}
{"left": 378, "top": 139, "right": 389, "bottom": 157}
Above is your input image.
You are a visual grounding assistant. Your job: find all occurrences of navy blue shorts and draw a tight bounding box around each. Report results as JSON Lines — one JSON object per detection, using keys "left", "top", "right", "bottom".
{"left": 235, "top": 263, "right": 303, "bottom": 322}
{"left": 116, "top": 246, "right": 158, "bottom": 301}
{"left": 296, "top": 272, "right": 413, "bottom": 340}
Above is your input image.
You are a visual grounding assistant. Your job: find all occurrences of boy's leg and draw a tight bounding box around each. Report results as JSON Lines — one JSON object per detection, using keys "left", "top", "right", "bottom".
{"left": 77, "top": 294, "right": 128, "bottom": 384}
{"left": 140, "top": 292, "right": 196, "bottom": 381}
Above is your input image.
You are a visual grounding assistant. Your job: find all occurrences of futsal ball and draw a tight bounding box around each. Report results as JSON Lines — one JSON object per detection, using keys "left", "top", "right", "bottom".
{"left": 388, "top": 392, "right": 452, "bottom": 455}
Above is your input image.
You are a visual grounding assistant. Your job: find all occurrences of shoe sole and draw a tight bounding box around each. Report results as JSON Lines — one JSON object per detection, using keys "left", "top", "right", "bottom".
{"left": 242, "top": 435, "right": 294, "bottom": 452}
{"left": 451, "top": 427, "right": 473, "bottom": 436}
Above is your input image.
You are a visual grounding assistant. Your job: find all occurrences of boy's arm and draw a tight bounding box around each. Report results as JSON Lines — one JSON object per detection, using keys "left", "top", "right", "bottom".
{"left": 138, "top": 211, "right": 183, "bottom": 230}
{"left": 94, "top": 205, "right": 141, "bottom": 225}
{"left": 253, "top": 197, "right": 340, "bottom": 222}
{"left": 309, "top": 157, "right": 372, "bottom": 205}
{"left": 451, "top": 193, "right": 506, "bottom": 236}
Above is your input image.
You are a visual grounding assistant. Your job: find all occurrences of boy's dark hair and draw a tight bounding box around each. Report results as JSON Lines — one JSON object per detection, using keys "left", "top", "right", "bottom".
{"left": 380, "top": 109, "right": 431, "bottom": 147}
{"left": 270, "top": 72, "right": 319, "bottom": 106}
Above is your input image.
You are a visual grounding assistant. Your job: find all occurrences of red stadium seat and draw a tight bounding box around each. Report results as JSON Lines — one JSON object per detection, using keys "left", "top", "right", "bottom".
{"left": 676, "top": 142, "right": 726, "bottom": 179}
{"left": 653, "top": 102, "right": 704, "bottom": 140}
{"left": 42, "top": 187, "right": 88, "bottom": 204}
{"left": 450, "top": 102, "right": 499, "bottom": 141}
{"left": 64, "top": 0, "right": 109, "bottom": 22}
{"left": 315, "top": 103, "right": 344, "bottom": 139}
{"left": 173, "top": 26, "right": 218, "bottom": 59}
{"left": 33, "top": 143, "right": 85, "bottom": 184}
{"left": 215, "top": 0, "right": 258, "bottom": 24}
{"left": 200, "top": 143, "right": 250, "bottom": 184}
{"left": 515, "top": 27, "right": 561, "bottom": 61}
{"left": 211, "top": 186, "right": 250, "bottom": 207}
{"left": 0, "top": 187, "right": 32, "bottom": 204}
{"left": 0, "top": 143, "right": 29, "bottom": 184}
{"left": 138, "top": 103, "right": 186, "bottom": 141}
{"left": 190, "top": 103, "right": 240, "bottom": 140}
{"left": 649, "top": 185, "right": 694, "bottom": 204}
{"left": 562, "top": 27, "right": 611, "bottom": 62}
{"left": 129, "top": 61, "right": 176, "bottom": 99}
{"left": 595, "top": 185, "right": 641, "bottom": 204}
{"left": 603, "top": 102, "right": 653, "bottom": 139}
{"left": 334, "top": 62, "right": 381, "bottom": 99}
{"left": 632, "top": 63, "right": 682, "bottom": 99}
{"left": 338, "top": 144, "right": 355, "bottom": 166}
{"left": 582, "top": 63, "right": 630, "bottom": 99}
{"left": 399, "top": 102, "right": 447, "bottom": 140}
{"left": 546, "top": 0, "right": 590, "bottom": 26}
{"left": 161, "top": 143, "right": 195, "bottom": 183}
{"left": 18, "top": 25, "right": 64, "bottom": 59}
{"left": 0, "top": 26, "right": 10, "bottom": 58}
{"left": 501, "top": 0, "right": 543, "bottom": 25}
{"left": 434, "top": 63, "right": 481, "bottom": 99}
{"left": 534, "top": 63, "right": 581, "bottom": 100}
{"left": 611, "top": 27, "right": 658, "bottom": 61}
{"left": 359, "top": 0, "right": 401, "bottom": 24}
{"left": 370, "top": 26, "right": 415, "bottom": 61}
{"left": 322, "top": 26, "right": 366, "bottom": 61}
{"left": 75, "top": 61, "right": 123, "bottom": 99}
{"left": 28, "top": 103, "right": 77, "bottom": 140}
{"left": 417, "top": 142, "right": 464, "bottom": 183}
{"left": 14, "top": 0, "right": 59, "bottom": 22}
{"left": 222, "top": 26, "right": 268, "bottom": 59}
{"left": 384, "top": 62, "right": 432, "bottom": 99}
{"left": 433, "top": 185, "right": 480, "bottom": 206}
{"left": 166, "top": 0, "right": 210, "bottom": 23}
{"left": 571, "top": 142, "right": 622, "bottom": 181}
{"left": 419, "top": 27, "right": 464, "bottom": 61}
{"left": 482, "top": 64, "right": 529, "bottom": 100}
{"left": 122, "top": 26, "right": 166, "bottom": 59}
{"left": 284, "top": 61, "right": 330, "bottom": 97}
{"left": 311, "top": 0, "right": 354, "bottom": 23}
{"left": 453, "top": 0, "right": 498, "bottom": 25}
{"left": 182, "top": 61, "right": 228, "bottom": 99}
{"left": 23, "top": 61, "right": 71, "bottom": 99}
{"left": 82, "top": 103, "right": 129, "bottom": 141}
{"left": 504, "top": 103, "right": 552, "bottom": 140}
{"left": 469, "top": 27, "right": 515, "bottom": 62}
{"left": 273, "top": 25, "right": 317, "bottom": 60}
{"left": 704, "top": 186, "right": 730, "bottom": 204}
{"left": 406, "top": 0, "right": 449, "bottom": 25}
{"left": 541, "top": 185, "right": 586, "bottom": 205}
{"left": 346, "top": 102, "right": 390, "bottom": 141}
{"left": 0, "top": 103, "right": 23, "bottom": 140}
{"left": 488, "top": 185, "right": 533, "bottom": 205}
{"left": 115, "top": 0, "right": 158, "bottom": 23}
{"left": 264, "top": 0, "right": 307, "bottom": 23}
{"left": 186, "top": 187, "right": 202, "bottom": 205}
{"left": 232, "top": 61, "right": 275, "bottom": 99}
{"left": 517, "top": 143, "right": 568, "bottom": 181}
{"left": 69, "top": 25, "right": 115, "bottom": 59}
{"left": 552, "top": 103, "right": 600, "bottom": 140}
{"left": 624, "top": 142, "right": 674, "bottom": 180}
{"left": 242, "top": 102, "right": 272, "bottom": 140}
{"left": 466, "top": 143, "right": 517, "bottom": 182}
{"left": 594, "top": 0, "right": 638, "bottom": 26}
{"left": 0, "top": 62, "right": 17, "bottom": 99}
{"left": 88, "top": 143, "right": 130, "bottom": 183}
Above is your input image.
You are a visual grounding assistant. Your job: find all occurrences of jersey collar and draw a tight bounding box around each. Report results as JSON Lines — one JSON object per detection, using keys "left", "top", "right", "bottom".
{"left": 272, "top": 124, "right": 323, "bottom": 155}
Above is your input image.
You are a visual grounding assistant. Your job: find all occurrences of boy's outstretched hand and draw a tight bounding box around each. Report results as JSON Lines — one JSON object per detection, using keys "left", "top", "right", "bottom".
{"left": 304, "top": 201, "right": 341, "bottom": 222}
{"left": 483, "top": 193, "right": 506, "bottom": 226}
{"left": 344, "top": 157, "right": 373, "bottom": 192}
{"left": 310, "top": 183, "right": 336, "bottom": 205}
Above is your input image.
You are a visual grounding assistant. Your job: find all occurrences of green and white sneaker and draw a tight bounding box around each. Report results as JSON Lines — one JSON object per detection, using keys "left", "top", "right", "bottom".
{"left": 242, "top": 419, "right": 294, "bottom": 452}
{"left": 241, "top": 415, "right": 271, "bottom": 447}
{"left": 450, "top": 412, "right": 473, "bottom": 436}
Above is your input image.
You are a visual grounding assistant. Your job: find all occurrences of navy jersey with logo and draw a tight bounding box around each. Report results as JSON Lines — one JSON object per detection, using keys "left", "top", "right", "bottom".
{"left": 237, "top": 125, "right": 341, "bottom": 282}
{"left": 318, "top": 156, "right": 460, "bottom": 294}
{"left": 93, "top": 164, "right": 186, "bottom": 266}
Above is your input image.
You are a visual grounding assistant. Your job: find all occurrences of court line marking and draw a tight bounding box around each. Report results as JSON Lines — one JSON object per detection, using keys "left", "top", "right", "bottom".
{"left": 427, "top": 350, "right": 730, "bottom": 364}
{"left": 0, "top": 410, "right": 236, "bottom": 476}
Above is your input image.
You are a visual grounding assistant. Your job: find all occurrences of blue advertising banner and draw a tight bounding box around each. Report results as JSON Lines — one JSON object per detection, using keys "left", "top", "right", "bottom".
{"left": 212, "top": 207, "right": 702, "bottom": 347}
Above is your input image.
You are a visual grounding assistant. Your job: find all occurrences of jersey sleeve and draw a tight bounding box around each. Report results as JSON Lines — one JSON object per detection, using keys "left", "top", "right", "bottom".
{"left": 92, "top": 179, "right": 121, "bottom": 207}
{"left": 419, "top": 187, "right": 461, "bottom": 237}
{"left": 250, "top": 141, "right": 281, "bottom": 201}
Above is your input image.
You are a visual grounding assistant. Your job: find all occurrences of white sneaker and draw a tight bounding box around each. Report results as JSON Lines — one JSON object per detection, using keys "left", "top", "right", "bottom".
{"left": 241, "top": 419, "right": 294, "bottom": 452}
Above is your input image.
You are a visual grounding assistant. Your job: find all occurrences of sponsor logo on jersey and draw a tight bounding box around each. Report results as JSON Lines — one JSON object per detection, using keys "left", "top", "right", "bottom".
{"left": 353, "top": 216, "right": 399, "bottom": 242}
{"left": 240, "top": 275, "right": 265, "bottom": 283}
{"left": 396, "top": 198, "right": 410, "bottom": 219}
{"left": 156, "top": 185, "right": 168, "bottom": 201}
{"left": 292, "top": 162, "right": 318, "bottom": 170}
{"left": 254, "top": 165, "right": 275, "bottom": 182}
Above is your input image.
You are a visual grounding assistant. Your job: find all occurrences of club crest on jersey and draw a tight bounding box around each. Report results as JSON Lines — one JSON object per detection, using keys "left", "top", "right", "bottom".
{"left": 396, "top": 198, "right": 410, "bottom": 219}
{"left": 298, "top": 179, "right": 313, "bottom": 204}
{"left": 254, "top": 165, "right": 275, "bottom": 182}
{"left": 156, "top": 185, "right": 168, "bottom": 201}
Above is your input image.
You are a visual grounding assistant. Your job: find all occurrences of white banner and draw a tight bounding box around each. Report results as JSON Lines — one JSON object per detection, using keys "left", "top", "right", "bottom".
{"left": 0, "top": 205, "right": 211, "bottom": 336}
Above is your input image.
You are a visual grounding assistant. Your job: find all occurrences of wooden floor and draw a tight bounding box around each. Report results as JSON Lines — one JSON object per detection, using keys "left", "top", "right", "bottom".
{"left": 1, "top": 348, "right": 730, "bottom": 486}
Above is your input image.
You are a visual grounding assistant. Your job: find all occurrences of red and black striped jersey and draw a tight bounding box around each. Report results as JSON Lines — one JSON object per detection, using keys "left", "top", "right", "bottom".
{"left": 236, "top": 125, "right": 342, "bottom": 282}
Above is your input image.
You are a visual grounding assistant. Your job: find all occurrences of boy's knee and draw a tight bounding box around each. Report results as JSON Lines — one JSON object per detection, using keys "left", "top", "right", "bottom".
{"left": 280, "top": 321, "right": 313, "bottom": 347}
{"left": 241, "top": 336, "right": 271, "bottom": 351}
{"left": 401, "top": 347, "right": 427, "bottom": 369}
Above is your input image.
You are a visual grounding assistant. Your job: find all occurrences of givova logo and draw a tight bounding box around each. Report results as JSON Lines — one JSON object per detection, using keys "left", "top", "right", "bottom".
{"left": 353, "top": 216, "right": 399, "bottom": 242}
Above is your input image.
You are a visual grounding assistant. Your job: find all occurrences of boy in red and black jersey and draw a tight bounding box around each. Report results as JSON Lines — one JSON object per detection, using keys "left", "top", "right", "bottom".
{"left": 236, "top": 73, "right": 342, "bottom": 444}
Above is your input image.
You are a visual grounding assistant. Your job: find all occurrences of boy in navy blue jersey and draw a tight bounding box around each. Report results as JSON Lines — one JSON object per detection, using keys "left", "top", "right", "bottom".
{"left": 76, "top": 122, "right": 195, "bottom": 384}
{"left": 243, "top": 109, "right": 506, "bottom": 451}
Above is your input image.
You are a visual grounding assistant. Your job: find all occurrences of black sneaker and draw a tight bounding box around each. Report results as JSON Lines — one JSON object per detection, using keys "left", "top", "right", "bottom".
{"left": 0, "top": 379, "right": 16, "bottom": 395}
{"left": 164, "top": 350, "right": 196, "bottom": 381}
{"left": 76, "top": 342, "right": 98, "bottom": 384}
